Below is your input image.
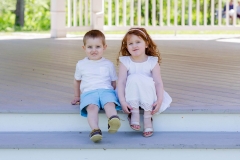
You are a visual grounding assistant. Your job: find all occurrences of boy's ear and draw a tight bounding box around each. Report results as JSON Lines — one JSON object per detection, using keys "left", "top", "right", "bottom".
{"left": 82, "top": 46, "right": 86, "bottom": 50}
{"left": 103, "top": 45, "right": 107, "bottom": 50}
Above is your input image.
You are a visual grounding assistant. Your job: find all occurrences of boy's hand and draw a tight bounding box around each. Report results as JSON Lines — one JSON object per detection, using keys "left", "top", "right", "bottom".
{"left": 151, "top": 101, "right": 162, "bottom": 115}
{"left": 71, "top": 97, "right": 80, "bottom": 105}
{"left": 121, "top": 101, "right": 132, "bottom": 114}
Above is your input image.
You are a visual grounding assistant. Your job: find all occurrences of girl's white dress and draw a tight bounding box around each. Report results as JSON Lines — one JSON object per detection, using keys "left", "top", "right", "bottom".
{"left": 119, "top": 56, "right": 172, "bottom": 114}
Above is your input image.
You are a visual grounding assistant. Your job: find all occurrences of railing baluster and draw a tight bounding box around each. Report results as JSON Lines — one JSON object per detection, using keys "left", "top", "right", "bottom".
{"left": 130, "top": 0, "right": 134, "bottom": 26}
{"left": 108, "top": 0, "right": 112, "bottom": 26}
{"left": 167, "top": 0, "right": 170, "bottom": 26}
{"left": 174, "top": 0, "right": 177, "bottom": 26}
{"left": 233, "top": 0, "right": 236, "bottom": 26}
{"left": 204, "top": 0, "right": 207, "bottom": 26}
{"left": 182, "top": 0, "right": 185, "bottom": 26}
{"left": 160, "top": 0, "right": 163, "bottom": 26}
{"left": 90, "top": 0, "right": 92, "bottom": 25}
{"left": 79, "top": 0, "right": 82, "bottom": 26}
{"left": 68, "top": 0, "right": 72, "bottom": 27}
{"left": 138, "top": 0, "right": 141, "bottom": 26}
{"left": 188, "top": 0, "right": 192, "bottom": 26}
{"left": 211, "top": 0, "right": 214, "bottom": 26}
{"left": 115, "top": 0, "right": 119, "bottom": 26}
{"left": 152, "top": 0, "right": 156, "bottom": 26}
{"left": 197, "top": 0, "right": 199, "bottom": 26}
{"left": 218, "top": 0, "right": 222, "bottom": 26}
{"left": 123, "top": 0, "right": 126, "bottom": 26}
{"left": 85, "top": 0, "right": 88, "bottom": 26}
{"left": 226, "top": 0, "right": 229, "bottom": 26}
{"left": 145, "top": 0, "right": 148, "bottom": 26}
{"left": 73, "top": 0, "right": 77, "bottom": 26}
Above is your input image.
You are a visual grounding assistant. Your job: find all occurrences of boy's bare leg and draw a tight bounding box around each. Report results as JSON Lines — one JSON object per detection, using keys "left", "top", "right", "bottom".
{"left": 104, "top": 102, "right": 117, "bottom": 118}
{"left": 104, "top": 102, "right": 121, "bottom": 133}
{"left": 86, "top": 104, "right": 99, "bottom": 129}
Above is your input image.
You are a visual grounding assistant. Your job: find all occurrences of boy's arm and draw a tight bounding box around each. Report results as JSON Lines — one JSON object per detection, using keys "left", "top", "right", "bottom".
{"left": 71, "top": 79, "right": 81, "bottom": 105}
{"left": 111, "top": 81, "right": 116, "bottom": 89}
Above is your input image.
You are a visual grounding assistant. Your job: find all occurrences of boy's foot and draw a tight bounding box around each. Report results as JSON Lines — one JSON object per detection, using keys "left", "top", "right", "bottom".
{"left": 89, "top": 129, "right": 102, "bottom": 142}
{"left": 108, "top": 115, "right": 121, "bottom": 133}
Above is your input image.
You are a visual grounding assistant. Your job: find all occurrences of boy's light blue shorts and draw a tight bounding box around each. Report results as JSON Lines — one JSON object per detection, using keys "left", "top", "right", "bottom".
{"left": 80, "top": 89, "right": 121, "bottom": 117}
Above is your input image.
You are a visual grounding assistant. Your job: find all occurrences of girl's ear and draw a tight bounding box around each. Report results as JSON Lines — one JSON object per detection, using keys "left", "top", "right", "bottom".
{"left": 82, "top": 46, "right": 86, "bottom": 50}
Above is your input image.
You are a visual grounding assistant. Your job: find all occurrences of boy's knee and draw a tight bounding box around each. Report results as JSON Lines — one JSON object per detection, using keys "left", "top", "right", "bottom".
{"left": 86, "top": 104, "right": 99, "bottom": 112}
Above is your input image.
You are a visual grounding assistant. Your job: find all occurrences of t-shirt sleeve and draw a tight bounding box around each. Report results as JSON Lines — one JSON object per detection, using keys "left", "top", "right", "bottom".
{"left": 109, "top": 62, "right": 118, "bottom": 81}
{"left": 149, "top": 56, "right": 159, "bottom": 70}
{"left": 119, "top": 56, "right": 130, "bottom": 70}
{"left": 74, "top": 62, "right": 82, "bottom": 80}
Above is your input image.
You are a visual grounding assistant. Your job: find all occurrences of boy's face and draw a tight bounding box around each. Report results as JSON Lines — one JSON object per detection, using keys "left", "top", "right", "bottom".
{"left": 83, "top": 38, "right": 107, "bottom": 60}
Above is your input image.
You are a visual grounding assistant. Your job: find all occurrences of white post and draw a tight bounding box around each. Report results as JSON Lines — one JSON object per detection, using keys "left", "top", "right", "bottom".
{"left": 51, "top": 0, "right": 66, "bottom": 38}
{"left": 92, "top": 0, "right": 104, "bottom": 31}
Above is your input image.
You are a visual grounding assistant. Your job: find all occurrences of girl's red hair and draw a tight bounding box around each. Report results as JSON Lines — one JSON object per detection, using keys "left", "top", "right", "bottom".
{"left": 117, "top": 28, "right": 161, "bottom": 65}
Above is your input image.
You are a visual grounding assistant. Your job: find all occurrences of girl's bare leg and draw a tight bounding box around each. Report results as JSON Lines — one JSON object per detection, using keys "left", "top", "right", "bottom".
{"left": 130, "top": 107, "right": 140, "bottom": 130}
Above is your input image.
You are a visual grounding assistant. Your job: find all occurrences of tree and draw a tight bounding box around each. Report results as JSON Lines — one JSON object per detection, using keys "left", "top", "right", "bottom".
{"left": 15, "top": 0, "right": 25, "bottom": 27}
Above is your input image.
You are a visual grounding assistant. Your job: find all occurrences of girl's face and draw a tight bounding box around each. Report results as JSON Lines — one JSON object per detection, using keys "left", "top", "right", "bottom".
{"left": 126, "top": 34, "right": 147, "bottom": 58}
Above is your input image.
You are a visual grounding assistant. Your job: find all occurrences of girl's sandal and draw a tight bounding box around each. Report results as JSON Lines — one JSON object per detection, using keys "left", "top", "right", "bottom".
{"left": 143, "top": 128, "right": 153, "bottom": 137}
{"left": 108, "top": 115, "right": 121, "bottom": 133}
{"left": 127, "top": 113, "right": 141, "bottom": 131}
{"left": 143, "top": 114, "right": 153, "bottom": 137}
{"left": 89, "top": 129, "right": 102, "bottom": 142}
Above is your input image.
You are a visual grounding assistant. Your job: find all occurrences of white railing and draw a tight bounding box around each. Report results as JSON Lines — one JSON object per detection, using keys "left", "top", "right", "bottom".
{"left": 50, "top": 0, "right": 240, "bottom": 37}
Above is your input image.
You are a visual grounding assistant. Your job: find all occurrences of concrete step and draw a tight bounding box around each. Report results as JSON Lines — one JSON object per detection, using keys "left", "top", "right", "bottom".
{"left": 1, "top": 107, "right": 240, "bottom": 132}
{"left": 0, "top": 131, "right": 240, "bottom": 160}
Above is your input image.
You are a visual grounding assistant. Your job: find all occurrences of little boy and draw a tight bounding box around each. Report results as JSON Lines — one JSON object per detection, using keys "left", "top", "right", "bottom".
{"left": 71, "top": 30, "right": 121, "bottom": 142}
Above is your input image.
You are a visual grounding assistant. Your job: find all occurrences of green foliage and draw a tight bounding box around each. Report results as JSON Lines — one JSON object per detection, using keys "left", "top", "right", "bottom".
{"left": 0, "top": 0, "right": 50, "bottom": 31}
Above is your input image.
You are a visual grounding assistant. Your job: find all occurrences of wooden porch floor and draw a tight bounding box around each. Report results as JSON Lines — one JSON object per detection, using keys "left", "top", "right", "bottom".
{"left": 0, "top": 36, "right": 239, "bottom": 113}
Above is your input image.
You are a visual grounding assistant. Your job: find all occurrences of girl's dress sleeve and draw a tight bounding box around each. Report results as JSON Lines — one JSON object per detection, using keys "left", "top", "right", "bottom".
{"left": 149, "top": 56, "right": 159, "bottom": 70}
{"left": 119, "top": 56, "right": 130, "bottom": 70}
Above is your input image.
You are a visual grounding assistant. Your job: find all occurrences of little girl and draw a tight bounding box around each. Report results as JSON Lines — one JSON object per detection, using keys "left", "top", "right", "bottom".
{"left": 117, "top": 28, "right": 171, "bottom": 137}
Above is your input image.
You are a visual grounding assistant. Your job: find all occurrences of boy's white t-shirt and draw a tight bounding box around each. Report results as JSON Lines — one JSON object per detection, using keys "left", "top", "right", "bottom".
{"left": 74, "top": 57, "right": 117, "bottom": 93}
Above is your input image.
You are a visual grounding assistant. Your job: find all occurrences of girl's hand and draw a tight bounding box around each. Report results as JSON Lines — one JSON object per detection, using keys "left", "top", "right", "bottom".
{"left": 71, "top": 96, "right": 80, "bottom": 105}
{"left": 151, "top": 101, "right": 162, "bottom": 115}
{"left": 121, "top": 101, "right": 132, "bottom": 114}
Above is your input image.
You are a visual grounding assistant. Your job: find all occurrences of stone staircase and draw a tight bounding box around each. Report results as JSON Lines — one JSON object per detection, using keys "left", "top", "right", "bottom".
{"left": 1, "top": 106, "right": 240, "bottom": 160}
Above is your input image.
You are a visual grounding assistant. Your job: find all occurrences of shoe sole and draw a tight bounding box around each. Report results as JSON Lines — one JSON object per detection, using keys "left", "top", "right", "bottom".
{"left": 108, "top": 118, "right": 121, "bottom": 133}
{"left": 90, "top": 134, "right": 102, "bottom": 142}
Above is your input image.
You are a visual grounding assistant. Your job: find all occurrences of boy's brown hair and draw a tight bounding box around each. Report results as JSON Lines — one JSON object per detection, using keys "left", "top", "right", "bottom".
{"left": 118, "top": 28, "right": 161, "bottom": 64}
{"left": 83, "top": 30, "right": 106, "bottom": 46}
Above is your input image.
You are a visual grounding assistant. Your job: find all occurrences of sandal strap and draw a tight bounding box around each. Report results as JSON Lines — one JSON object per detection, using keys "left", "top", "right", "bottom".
{"left": 89, "top": 129, "right": 102, "bottom": 137}
{"left": 144, "top": 128, "right": 153, "bottom": 132}
{"left": 109, "top": 115, "right": 120, "bottom": 121}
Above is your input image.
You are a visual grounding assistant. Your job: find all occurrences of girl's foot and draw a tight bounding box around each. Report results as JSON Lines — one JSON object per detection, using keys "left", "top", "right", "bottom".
{"left": 128, "top": 108, "right": 140, "bottom": 131}
{"left": 143, "top": 111, "right": 153, "bottom": 137}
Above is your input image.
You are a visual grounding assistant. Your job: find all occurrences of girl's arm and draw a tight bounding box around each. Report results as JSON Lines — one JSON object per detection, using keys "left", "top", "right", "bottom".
{"left": 117, "top": 62, "right": 132, "bottom": 114}
{"left": 152, "top": 64, "right": 164, "bottom": 114}
{"left": 71, "top": 79, "right": 81, "bottom": 105}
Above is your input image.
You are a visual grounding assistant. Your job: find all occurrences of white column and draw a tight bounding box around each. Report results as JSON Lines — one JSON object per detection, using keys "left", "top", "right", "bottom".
{"left": 92, "top": 0, "right": 104, "bottom": 31}
{"left": 51, "top": 0, "right": 66, "bottom": 38}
